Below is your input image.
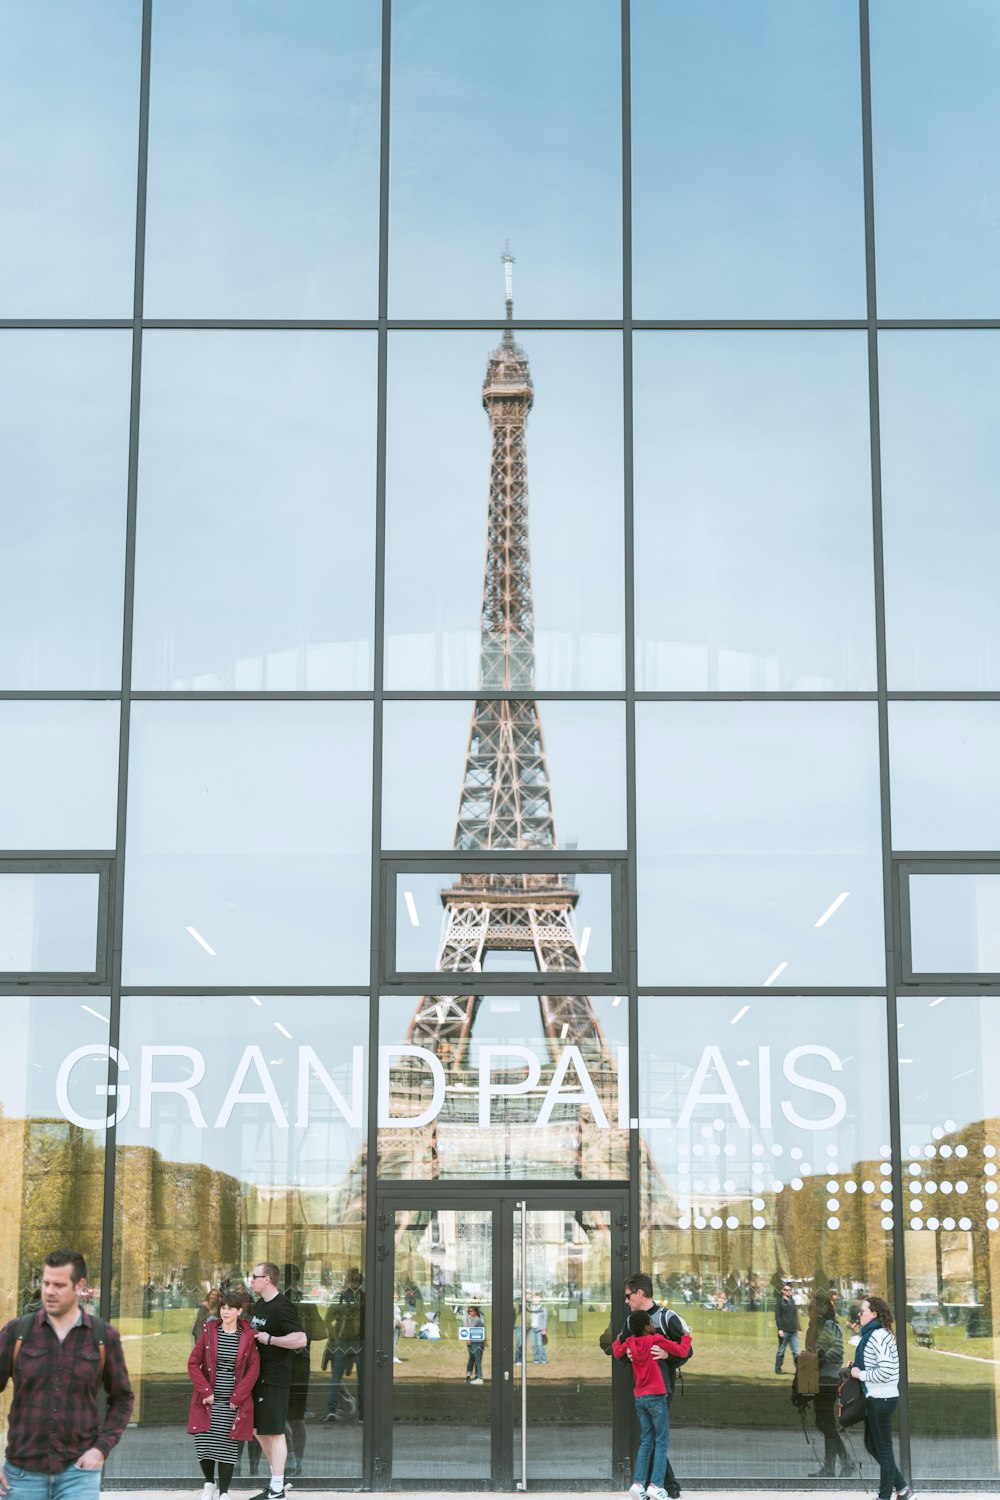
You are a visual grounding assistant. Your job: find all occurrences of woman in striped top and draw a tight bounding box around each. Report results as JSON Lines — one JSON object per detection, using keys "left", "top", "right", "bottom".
{"left": 849, "top": 1295, "right": 913, "bottom": 1500}
{"left": 188, "top": 1287, "right": 260, "bottom": 1499}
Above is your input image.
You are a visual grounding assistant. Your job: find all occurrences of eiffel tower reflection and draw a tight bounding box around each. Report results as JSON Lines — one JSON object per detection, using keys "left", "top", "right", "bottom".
{"left": 387, "top": 257, "right": 620, "bottom": 1177}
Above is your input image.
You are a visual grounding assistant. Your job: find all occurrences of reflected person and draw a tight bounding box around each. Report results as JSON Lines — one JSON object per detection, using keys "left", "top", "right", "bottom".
{"left": 528, "top": 1295, "right": 547, "bottom": 1364}
{"left": 774, "top": 1281, "right": 801, "bottom": 1373}
{"left": 463, "top": 1306, "right": 486, "bottom": 1384}
{"left": 806, "top": 1294, "right": 851, "bottom": 1478}
{"left": 323, "top": 1268, "right": 364, "bottom": 1423}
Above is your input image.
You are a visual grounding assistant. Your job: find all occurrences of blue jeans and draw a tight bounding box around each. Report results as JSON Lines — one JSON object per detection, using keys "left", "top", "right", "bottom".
{"left": 530, "top": 1328, "right": 547, "bottom": 1363}
{"left": 326, "top": 1341, "right": 364, "bottom": 1417}
{"left": 774, "top": 1331, "right": 800, "bottom": 1370}
{"left": 865, "top": 1397, "right": 906, "bottom": 1500}
{"left": 3, "top": 1463, "right": 102, "bottom": 1500}
{"left": 634, "top": 1394, "right": 669, "bottom": 1491}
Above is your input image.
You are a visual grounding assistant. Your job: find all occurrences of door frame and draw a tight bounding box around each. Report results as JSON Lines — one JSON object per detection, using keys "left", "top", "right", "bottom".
{"left": 373, "top": 1183, "right": 631, "bottom": 1492}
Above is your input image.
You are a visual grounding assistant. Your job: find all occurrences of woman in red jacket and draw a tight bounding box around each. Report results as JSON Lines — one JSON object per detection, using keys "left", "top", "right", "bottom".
{"left": 188, "top": 1286, "right": 260, "bottom": 1500}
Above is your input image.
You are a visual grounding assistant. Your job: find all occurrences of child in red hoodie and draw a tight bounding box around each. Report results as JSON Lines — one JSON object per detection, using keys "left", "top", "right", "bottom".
{"left": 612, "top": 1308, "right": 681, "bottom": 1500}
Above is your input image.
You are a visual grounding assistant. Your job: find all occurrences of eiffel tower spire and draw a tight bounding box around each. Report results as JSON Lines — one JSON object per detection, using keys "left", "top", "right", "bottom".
{"left": 455, "top": 254, "right": 557, "bottom": 855}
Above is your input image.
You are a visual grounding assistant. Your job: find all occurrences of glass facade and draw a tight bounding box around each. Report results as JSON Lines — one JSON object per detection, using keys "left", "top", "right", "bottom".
{"left": 2, "top": 0, "right": 999, "bottom": 1491}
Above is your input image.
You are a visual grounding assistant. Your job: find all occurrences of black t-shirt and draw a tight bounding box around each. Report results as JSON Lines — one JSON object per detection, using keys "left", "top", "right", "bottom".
{"left": 250, "top": 1292, "right": 303, "bottom": 1387}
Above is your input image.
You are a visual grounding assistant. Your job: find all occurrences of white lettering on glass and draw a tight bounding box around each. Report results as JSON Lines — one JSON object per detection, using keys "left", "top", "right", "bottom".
{"left": 378, "top": 1045, "right": 445, "bottom": 1129}
{"left": 139, "top": 1045, "right": 207, "bottom": 1128}
{"left": 535, "top": 1045, "right": 609, "bottom": 1128}
{"left": 780, "top": 1045, "right": 847, "bottom": 1129}
{"left": 676, "top": 1045, "right": 751, "bottom": 1130}
{"left": 55, "top": 1044, "right": 130, "bottom": 1129}
{"left": 52, "top": 1040, "right": 850, "bottom": 1135}
{"left": 758, "top": 1045, "right": 773, "bottom": 1129}
{"left": 214, "top": 1046, "right": 287, "bottom": 1128}
{"left": 617, "top": 1047, "right": 629, "bottom": 1129}
{"left": 477, "top": 1046, "right": 541, "bottom": 1127}
{"left": 297, "top": 1044, "right": 364, "bottom": 1129}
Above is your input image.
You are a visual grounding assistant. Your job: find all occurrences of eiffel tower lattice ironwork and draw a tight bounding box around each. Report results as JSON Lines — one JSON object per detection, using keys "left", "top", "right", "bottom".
{"left": 392, "top": 258, "right": 617, "bottom": 1175}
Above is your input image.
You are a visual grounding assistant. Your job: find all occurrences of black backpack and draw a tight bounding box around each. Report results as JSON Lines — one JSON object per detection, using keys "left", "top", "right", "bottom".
{"left": 649, "top": 1304, "right": 694, "bottom": 1365}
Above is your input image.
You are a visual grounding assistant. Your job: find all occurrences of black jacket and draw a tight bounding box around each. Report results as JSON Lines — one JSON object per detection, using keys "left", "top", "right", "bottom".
{"left": 775, "top": 1295, "right": 801, "bottom": 1335}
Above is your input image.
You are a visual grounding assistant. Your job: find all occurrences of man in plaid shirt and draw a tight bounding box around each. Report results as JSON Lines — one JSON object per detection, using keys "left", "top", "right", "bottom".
{"left": 0, "top": 1249, "right": 133, "bottom": 1500}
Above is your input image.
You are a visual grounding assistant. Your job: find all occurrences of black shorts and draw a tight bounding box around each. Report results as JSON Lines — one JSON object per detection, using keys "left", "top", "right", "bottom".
{"left": 254, "top": 1382, "right": 291, "bottom": 1436}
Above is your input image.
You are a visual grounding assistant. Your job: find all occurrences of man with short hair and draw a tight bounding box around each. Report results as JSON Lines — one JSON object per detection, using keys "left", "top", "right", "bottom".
{"left": 249, "top": 1262, "right": 307, "bottom": 1500}
{"left": 607, "top": 1273, "right": 689, "bottom": 1500}
{"left": 0, "top": 1248, "right": 133, "bottom": 1500}
{"left": 322, "top": 1268, "right": 364, "bottom": 1423}
{"left": 774, "top": 1280, "right": 801, "bottom": 1374}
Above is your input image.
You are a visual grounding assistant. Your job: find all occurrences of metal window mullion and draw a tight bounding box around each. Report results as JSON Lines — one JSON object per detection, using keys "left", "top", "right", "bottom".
{"left": 364, "top": 0, "right": 393, "bottom": 1488}
{"left": 858, "top": 0, "right": 913, "bottom": 1479}
{"left": 620, "top": 0, "right": 642, "bottom": 1300}
{"left": 99, "top": 0, "right": 152, "bottom": 1323}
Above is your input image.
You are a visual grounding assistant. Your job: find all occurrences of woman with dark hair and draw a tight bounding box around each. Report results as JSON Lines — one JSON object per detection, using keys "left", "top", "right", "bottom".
{"left": 188, "top": 1286, "right": 260, "bottom": 1500}
{"left": 807, "top": 1294, "right": 851, "bottom": 1477}
{"left": 849, "top": 1295, "right": 913, "bottom": 1500}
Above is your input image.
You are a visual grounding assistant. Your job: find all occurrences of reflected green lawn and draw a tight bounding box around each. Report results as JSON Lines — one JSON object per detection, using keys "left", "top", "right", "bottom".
{"left": 119, "top": 1306, "right": 998, "bottom": 1438}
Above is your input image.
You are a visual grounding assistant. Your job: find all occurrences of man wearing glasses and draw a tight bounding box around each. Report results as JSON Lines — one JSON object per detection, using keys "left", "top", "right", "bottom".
{"left": 248, "top": 1264, "right": 307, "bottom": 1500}
{"left": 605, "top": 1274, "right": 689, "bottom": 1500}
{"left": 774, "top": 1281, "right": 801, "bottom": 1375}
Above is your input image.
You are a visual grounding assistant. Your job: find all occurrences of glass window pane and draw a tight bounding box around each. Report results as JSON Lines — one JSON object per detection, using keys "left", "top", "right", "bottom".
{"left": 378, "top": 993, "right": 628, "bottom": 1179}
{"left": 122, "top": 702, "right": 372, "bottom": 985}
{"left": 0, "top": 1, "right": 139, "bottom": 315}
{"left": 880, "top": 333, "right": 1000, "bottom": 689}
{"left": 909, "top": 873, "right": 1000, "bottom": 974}
{"left": 382, "top": 701, "right": 626, "bottom": 851}
{"left": 394, "top": 870, "right": 613, "bottom": 977}
{"left": 639, "top": 994, "right": 894, "bottom": 1481}
{"left": 384, "top": 333, "right": 625, "bottom": 690}
{"left": 896, "top": 995, "right": 1000, "bottom": 1484}
{"left": 0, "top": 702, "right": 120, "bottom": 850}
{"left": 871, "top": 0, "right": 1000, "bottom": 317}
{"left": 106, "top": 994, "right": 367, "bottom": 1484}
{"left": 635, "top": 333, "right": 876, "bottom": 690}
{"left": 0, "top": 872, "right": 99, "bottom": 973}
{"left": 144, "top": 0, "right": 380, "bottom": 317}
{"left": 0, "top": 333, "right": 131, "bottom": 689}
{"left": 636, "top": 703, "right": 885, "bottom": 985}
{"left": 391, "top": 1208, "right": 493, "bottom": 1481}
{"left": 132, "top": 333, "right": 376, "bottom": 690}
{"left": 388, "top": 0, "right": 621, "bottom": 317}
{"left": 632, "top": 0, "right": 865, "bottom": 317}
{"left": 889, "top": 703, "right": 1000, "bottom": 851}
{"left": 0, "top": 998, "right": 108, "bottom": 1326}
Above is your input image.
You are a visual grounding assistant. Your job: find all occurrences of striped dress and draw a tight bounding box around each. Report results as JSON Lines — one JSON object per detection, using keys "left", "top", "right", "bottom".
{"left": 194, "top": 1328, "right": 241, "bottom": 1463}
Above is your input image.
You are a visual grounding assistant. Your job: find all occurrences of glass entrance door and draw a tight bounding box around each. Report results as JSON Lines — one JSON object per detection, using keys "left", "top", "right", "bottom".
{"left": 374, "top": 1190, "right": 628, "bottom": 1490}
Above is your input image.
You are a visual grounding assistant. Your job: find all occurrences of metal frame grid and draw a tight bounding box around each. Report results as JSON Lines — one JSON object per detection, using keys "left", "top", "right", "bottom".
{"left": 1, "top": 0, "right": 998, "bottom": 1488}
{"left": 0, "top": 856, "right": 114, "bottom": 985}
{"left": 894, "top": 856, "right": 1000, "bottom": 986}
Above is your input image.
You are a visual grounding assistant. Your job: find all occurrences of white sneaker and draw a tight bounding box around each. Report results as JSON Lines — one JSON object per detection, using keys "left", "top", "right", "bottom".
{"left": 628, "top": 1485, "right": 646, "bottom": 1500}
{"left": 202, "top": 1484, "right": 215, "bottom": 1500}
{"left": 648, "top": 1489, "right": 669, "bottom": 1500}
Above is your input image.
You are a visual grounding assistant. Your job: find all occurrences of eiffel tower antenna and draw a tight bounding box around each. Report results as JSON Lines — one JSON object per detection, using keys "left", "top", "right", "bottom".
{"left": 381, "top": 263, "right": 620, "bottom": 1178}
